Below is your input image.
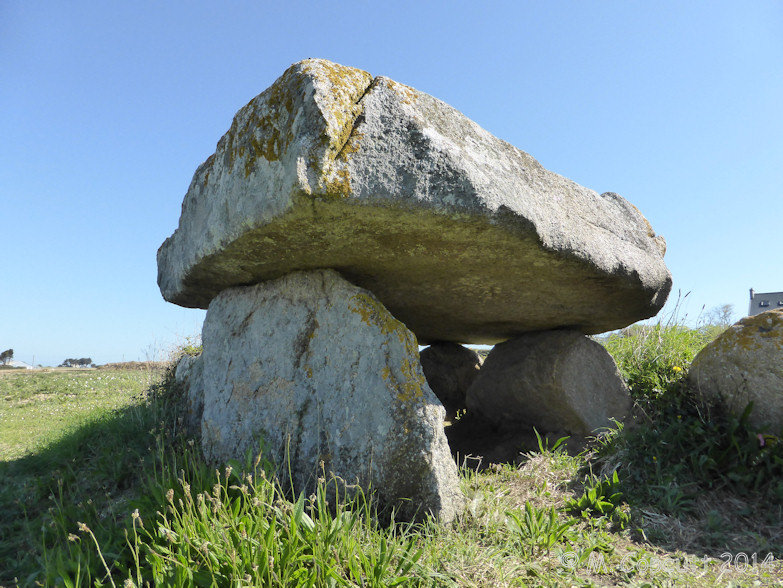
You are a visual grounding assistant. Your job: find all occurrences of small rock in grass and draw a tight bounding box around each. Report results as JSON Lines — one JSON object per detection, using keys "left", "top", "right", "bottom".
{"left": 689, "top": 309, "right": 783, "bottom": 432}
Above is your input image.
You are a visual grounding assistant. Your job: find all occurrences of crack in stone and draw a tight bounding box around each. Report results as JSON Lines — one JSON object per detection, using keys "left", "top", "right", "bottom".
{"left": 334, "top": 76, "right": 379, "bottom": 162}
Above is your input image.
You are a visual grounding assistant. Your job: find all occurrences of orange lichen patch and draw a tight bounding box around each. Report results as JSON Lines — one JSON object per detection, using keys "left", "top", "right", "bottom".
{"left": 213, "top": 59, "right": 374, "bottom": 182}
{"left": 709, "top": 310, "right": 783, "bottom": 354}
{"left": 384, "top": 78, "right": 419, "bottom": 106}
{"left": 348, "top": 294, "right": 407, "bottom": 344}
{"left": 395, "top": 357, "right": 427, "bottom": 404}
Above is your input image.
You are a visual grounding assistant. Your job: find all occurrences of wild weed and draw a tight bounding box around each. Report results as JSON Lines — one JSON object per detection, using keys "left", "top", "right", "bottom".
{"left": 565, "top": 470, "right": 630, "bottom": 529}
{"left": 505, "top": 501, "right": 575, "bottom": 558}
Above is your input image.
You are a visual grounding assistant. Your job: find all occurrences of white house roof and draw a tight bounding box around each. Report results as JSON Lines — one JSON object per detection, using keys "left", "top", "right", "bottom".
{"left": 7, "top": 360, "right": 36, "bottom": 369}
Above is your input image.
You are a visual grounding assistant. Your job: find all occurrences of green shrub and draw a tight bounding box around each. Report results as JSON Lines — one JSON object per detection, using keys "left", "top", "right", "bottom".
{"left": 595, "top": 306, "right": 783, "bottom": 518}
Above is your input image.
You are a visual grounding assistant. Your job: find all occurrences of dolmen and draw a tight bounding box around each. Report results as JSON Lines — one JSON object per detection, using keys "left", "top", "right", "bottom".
{"left": 158, "top": 58, "right": 672, "bottom": 522}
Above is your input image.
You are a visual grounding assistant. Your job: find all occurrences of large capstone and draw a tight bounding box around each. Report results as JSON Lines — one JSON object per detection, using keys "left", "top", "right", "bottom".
{"left": 196, "top": 269, "right": 464, "bottom": 522}
{"left": 157, "top": 58, "right": 671, "bottom": 343}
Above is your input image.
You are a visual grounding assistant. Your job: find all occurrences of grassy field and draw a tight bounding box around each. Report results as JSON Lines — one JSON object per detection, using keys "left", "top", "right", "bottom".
{"left": 0, "top": 369, "right": 158, "bottom": 459}
{"left": 0, "top": 367, "right": 166, "bottom": 586}
{"left": 1, "top": 324, "right": 782, "bottom": 586}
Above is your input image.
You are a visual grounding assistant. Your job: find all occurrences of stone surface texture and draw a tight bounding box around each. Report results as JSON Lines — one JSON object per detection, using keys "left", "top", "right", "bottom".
{"left": 174, "top": 353, "right": 204, "bottom": 437}
{"left": 688, "top": 309, "right": 783, "bottom": 432}
{"left": 466, "top": 330, "right": 631, "bottom": 436}
{"left": 419, "top": 343, "right": 482, "bottom": 419}
{"left": 197, "top": 269, "right": 464, "bottom": 522}
{"left": 157, "top": 58, "right": 671, "bottom": 343}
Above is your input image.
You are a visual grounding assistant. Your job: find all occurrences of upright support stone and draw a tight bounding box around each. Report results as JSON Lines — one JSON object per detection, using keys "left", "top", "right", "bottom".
{"left": 420, "top": 342, "right": 482, "bottom": 420}
{"left": 197, "top": 269, "right": 464, "bottom": 522}
{"left": 466, "top": 330, "right": 631, "bottom": 436}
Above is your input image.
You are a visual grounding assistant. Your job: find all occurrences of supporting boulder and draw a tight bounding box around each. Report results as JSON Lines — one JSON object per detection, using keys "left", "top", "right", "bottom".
{"left": 466, "top": 330, "right": 631, "bottom": 436}
{"left": 689, "top": 309, "right": 783, "bottom": 432}
{"left": 420, "top": 343, "right": 482, "bottom": 419}
{"left": 196, "top": 269, "right": 464, "bottom": 522}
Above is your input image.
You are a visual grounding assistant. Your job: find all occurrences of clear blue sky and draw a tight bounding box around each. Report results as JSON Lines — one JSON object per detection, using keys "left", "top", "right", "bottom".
{"left": 2, "top": 2, "right": 781, "bottom": 366}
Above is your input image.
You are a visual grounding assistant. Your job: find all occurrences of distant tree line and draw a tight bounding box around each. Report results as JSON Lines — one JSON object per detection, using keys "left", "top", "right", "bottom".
{"left": 0, "top": 349, "right": 13, "bottom": 365}
{"left": 59, "top": 358, "right": 94, "bottom": 368}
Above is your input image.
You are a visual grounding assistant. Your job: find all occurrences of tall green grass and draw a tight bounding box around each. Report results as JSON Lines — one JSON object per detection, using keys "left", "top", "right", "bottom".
{"left": 4, "top": 367, "right": 442, "bottom": 587}
{"left": 0, "top": 369, "right": 159, "bottom": 585}
{"left": 3, "top": 316, "right": 783, "bottom": 586}
{"left": 593, "top": 309, "right": 783, "bottom": 549}
{"left": 601, "top": 322, "right": 713, "bottom": 414}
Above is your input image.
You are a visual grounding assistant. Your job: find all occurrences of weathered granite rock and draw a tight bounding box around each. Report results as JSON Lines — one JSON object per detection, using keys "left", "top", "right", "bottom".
{"left": 466, "top": 330, "right": 631, "bottom": 435}
{"left": 688, "top": 309, "right": 783, "bottom": 432}
{"left": 420, "top": 343, "right": 482, "bottom": 419}
{"left": 197, "top": 269, "right": 464, "bottom": 522}
{"left": 174, "top": 353, "right": 204, "bottom": 438}
{"left": 157, "top": 58, "right": 671, "bottom": 343}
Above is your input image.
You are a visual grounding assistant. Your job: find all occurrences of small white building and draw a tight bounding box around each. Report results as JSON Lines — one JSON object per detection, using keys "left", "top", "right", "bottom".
{"left": 8, "top": 360, "right": 36, "bottom": 370}
{"left": 749, "top": 288, "right": 783, "bottom": 316}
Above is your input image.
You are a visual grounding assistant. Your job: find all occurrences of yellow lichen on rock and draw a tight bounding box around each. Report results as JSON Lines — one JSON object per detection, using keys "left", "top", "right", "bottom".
{"left": 710, "top": 309, "right": 783, "bottom": 354}
{"left": 380, "top": 357, "right": 426, "bottom": 404}
{"left": 688, "top": 308, "right": 783, "bottom": 431}
{"left": 348, "top": 292, "right": 427, "bottom": 405}
{"left": 348, "top": 293, "right": 407, "bottom": 344}
{"left": 299, "top": 59, "right": 372, "bottom": 154}
{"left": 322, "top": 165, "right": 353, "bottom": 200}
{"left": 308, "top": 60, "right": 373, "bottom": 201}
{"left": 384, "top": 78, "right": 419, "bottom": 106}
{"left": 395, "top": 357, "right": 427, "bottom": 404}
{"left": 214, "top": 59, "right": 374, "bottom": 185}
{"left": 221, "top": 67, "right": 304, "bottom": 178}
